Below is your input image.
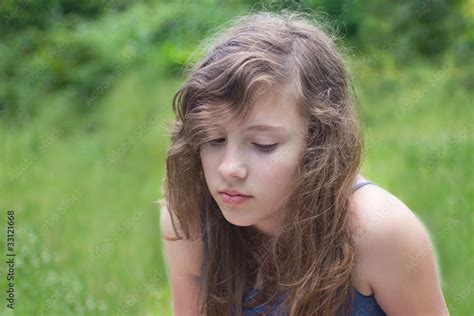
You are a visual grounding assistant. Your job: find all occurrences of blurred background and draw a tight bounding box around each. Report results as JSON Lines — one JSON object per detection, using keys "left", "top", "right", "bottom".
{"left": 0, "top": 0, "right": 472, "bottom": 315}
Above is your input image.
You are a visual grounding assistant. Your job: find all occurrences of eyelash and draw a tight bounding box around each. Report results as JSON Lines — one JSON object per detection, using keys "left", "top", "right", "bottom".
{"left": 207, "top": 138, "right": 277, "bottom": 152}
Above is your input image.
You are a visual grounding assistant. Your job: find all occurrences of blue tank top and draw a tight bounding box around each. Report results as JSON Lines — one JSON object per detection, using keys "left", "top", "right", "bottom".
{"left": 200, "top": 179, "right": 387, "bottom": 316}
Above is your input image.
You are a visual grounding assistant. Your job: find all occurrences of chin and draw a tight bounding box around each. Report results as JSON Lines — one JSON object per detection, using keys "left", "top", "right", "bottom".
{"left": 219, "top": 209, "right": 256, "bottom": 228}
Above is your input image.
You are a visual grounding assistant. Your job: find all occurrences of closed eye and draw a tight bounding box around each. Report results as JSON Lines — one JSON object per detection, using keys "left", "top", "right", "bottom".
{"left": 253, "top": 143, "right": 277, "bottom": 152}
{"left": 208, "top": 138, "right": 225, "bottom": 145}
{"left": 207, "top": 138, "right": 277, "bottom": 152}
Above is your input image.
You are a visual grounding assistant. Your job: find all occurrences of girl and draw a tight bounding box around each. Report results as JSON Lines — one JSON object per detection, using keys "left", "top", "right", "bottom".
{"left": 160, "top": 11, "right": 449, "bottom": 316}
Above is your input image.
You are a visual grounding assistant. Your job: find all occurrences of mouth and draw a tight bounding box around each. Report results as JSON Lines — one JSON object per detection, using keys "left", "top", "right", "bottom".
{"left": 218, "top": 192, "right": 251, "bottom": 205}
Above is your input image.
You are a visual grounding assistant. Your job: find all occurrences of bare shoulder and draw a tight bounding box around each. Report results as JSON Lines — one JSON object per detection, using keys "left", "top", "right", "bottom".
{"left": 159, "top": 199, "right": 203, "bottom": 278}
{"left": 349, "top": 182, "right": 449, "bottom": 315}
{"left": 349, "top": 181, "right": 416, "bottom": 247}
{"left": 159, "top": 199, "right": 204, "bottom": 314}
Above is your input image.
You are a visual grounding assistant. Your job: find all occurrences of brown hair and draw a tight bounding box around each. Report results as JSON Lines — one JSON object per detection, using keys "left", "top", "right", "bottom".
{"left": 161, "top": 10, "right": 364, "bottom": 316}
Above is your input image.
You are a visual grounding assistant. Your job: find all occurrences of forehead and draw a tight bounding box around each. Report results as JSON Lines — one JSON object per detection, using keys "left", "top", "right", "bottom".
{"left": 226, "top": 88, "right": 306, "bottom": 132}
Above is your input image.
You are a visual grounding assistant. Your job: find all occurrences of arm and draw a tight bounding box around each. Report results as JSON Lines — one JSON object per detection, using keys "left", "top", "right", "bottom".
{"left": 361, "top": 192, "right": 449, "bottom": 315}
{"left": 160, "top": 201, "right": 203, "bottom": 316}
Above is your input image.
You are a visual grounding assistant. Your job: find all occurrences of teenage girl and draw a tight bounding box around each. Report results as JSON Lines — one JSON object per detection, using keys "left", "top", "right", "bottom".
{"left": 160, "top": 11, "right": 449, "bottom": 316}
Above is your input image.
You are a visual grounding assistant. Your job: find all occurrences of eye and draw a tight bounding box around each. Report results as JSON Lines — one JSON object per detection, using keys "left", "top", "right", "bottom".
{"left": 208, "top": 138, "right": 225, "bottom": 146}
{"left": 253, "top": 143, "right": 277, "bottom": 152}
{"left": 206, "top": 138, "right": 277, "bottom": 152}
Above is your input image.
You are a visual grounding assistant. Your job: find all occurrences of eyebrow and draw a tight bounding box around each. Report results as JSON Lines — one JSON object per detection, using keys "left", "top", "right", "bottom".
{"left": 243, "top": 124, "right": 286, "bottom": 132}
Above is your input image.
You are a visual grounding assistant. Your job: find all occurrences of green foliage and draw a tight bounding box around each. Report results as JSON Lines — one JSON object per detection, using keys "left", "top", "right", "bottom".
{"left": 1, "top": 0, "right": 471, "bottom": 122}
{"left": 0, "top": 0, "right": 131, "bottom": 34}
{"left": 0, "top": 1, "right": 252, "bottom": 122}
{"left": 0, "top": 2, "right": 183, "bottom": 121}
{"left": 253, "top": 0, "right": 471, "bottom": 62}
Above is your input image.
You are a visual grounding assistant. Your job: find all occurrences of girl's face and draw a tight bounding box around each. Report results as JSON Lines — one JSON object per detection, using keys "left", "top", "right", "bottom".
{"left": 199, "top": 89, "right": 308, "bottom": 235}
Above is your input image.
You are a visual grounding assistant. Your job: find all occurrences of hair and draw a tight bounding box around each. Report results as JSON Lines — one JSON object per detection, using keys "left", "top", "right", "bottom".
{"left": 161, "top": 10, "right": 364, "bottom": 316}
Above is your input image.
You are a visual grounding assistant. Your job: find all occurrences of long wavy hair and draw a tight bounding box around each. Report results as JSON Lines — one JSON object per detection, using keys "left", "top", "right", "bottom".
{"left": 161, "top": 10, "right": 364, "bottom": 316}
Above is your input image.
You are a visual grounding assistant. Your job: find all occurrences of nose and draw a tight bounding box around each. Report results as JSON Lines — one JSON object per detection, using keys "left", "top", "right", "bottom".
{"left": 218, "top": 144, "right": 248, "bottom": 180}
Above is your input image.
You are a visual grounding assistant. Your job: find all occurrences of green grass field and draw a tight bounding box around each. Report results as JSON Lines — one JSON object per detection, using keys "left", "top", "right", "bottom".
{"left": 1, "top": 57, "right": 472, "bottom": 314}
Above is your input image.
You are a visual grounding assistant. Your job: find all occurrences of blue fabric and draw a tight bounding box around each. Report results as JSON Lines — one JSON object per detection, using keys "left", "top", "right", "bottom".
{"left": 201, "top": 179, "right": 387, "bottom": 315}
{"left": 352, "top": 180, "right": 374, "bottom": 192}
{"left": 238, "top": 286, "right": 386, "bottom": 316}
{"left": 350, "top": 290, "right": 386, "bottom": 316}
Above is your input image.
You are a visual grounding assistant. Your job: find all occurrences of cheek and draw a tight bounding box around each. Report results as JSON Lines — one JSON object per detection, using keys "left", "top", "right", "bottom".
{"left": 257, "top": 149, "right": 301, "bottom": 191}
{"left": 199, "top": 152, "right": 215, "bottom": 183}
{"left": 253, "top": 159, "right": 298, "bottom": 214}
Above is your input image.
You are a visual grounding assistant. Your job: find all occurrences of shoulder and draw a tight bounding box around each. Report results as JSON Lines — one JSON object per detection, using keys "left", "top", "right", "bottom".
{"left": 159, "top": 199, "right": 203, "bottom": 278}
{"left": 350, "top": 183, "right": 449, "bottom": 315}
{"left": 159, "top": 199, "right": 203, "bottom": 313}
{"left": 159, "top": 198, "right": 203, "bottom": 240}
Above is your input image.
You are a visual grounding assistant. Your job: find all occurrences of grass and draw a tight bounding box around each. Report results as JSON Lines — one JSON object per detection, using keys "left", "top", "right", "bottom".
{"left": 0, "top": 57, "right": 472, "bottom": 315}
{"left": 1, "top": 67, "right": 176, "bottom": 315}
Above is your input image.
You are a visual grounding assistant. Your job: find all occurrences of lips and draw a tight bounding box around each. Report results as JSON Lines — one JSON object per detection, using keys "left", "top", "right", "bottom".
{"left": 219, "top": 189, "right": 250, "bottom": 196}
{"left": 219, "top": 192, "right": 250, "bottom": 205}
